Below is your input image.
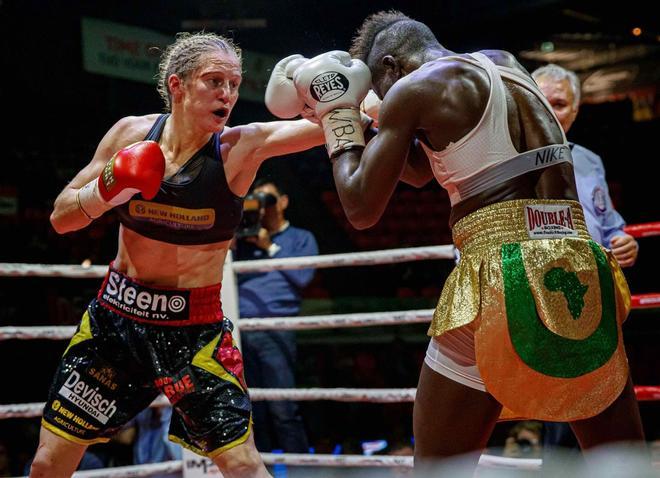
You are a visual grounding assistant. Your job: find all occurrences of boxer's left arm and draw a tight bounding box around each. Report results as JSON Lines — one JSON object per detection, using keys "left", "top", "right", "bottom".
{"left": 220, "top": 119, "right": 326, "bottom": 196}
{"left": 248, "top": 119, "right": 325, "bottom": 162}
{"left": 239, "top": 51, "right": 373, "bottom": 166}
{"left": 332, "top": 78, "right": 422, "bottom": 229}
{"left": 231, "top": 53, "right": 327, "bottom": 166}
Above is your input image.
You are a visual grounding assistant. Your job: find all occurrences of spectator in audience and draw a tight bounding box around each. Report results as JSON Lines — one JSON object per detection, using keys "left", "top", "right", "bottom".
{"left": 503, "top": 421, "right": 543, "bottom": 459}
{"left": 532, "top": 64, "right": 640, "bottom": 463}
{"left": 235, "top": 178, "right": 318, "bottom": 453}
{"left": 115, "top": 407, "right": 182, "bottom": 478}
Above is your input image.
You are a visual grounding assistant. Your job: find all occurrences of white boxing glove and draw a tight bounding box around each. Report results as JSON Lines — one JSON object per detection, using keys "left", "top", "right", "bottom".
{"left": 265, "top": 54, "right": 308, "bottom": 118}
{"left": 293, "top": 51, "right": 371, "bottom": 157}
{"left": 360, "top": 90, "right": 382, "bottom": 127}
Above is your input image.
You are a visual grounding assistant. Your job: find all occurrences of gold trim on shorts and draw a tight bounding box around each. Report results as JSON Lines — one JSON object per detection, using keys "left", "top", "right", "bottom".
{"left": 41, "top": 418, "right": 110, "bottom": 446}
{"left": 168, "top": 421, "right": 252, "bottom": 458}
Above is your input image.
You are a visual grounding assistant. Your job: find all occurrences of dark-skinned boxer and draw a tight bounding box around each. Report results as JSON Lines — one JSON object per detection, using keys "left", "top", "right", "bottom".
{"left": 271, "top": 10, "right": 646, "bottom": 473}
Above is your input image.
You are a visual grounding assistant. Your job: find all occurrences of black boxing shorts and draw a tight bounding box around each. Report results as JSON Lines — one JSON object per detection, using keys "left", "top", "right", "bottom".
{"left": 41, "top": 266, "right": 252, "bottom": 457}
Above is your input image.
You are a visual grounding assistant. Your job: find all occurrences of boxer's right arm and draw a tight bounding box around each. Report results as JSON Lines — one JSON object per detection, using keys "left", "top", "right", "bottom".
{"left": 400, "top": 139, "right": 434, "bottom": 187}
{"left": 50, "top": 117, "right": 163, "bottom": 234}
{"left": 331, "top": 78, "right": 424, "bottom": 229}
{"left": 359, "top": 90, "right": 432, "bottom": 187}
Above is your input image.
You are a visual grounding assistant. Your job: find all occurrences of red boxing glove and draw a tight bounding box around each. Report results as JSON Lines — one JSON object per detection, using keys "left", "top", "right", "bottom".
{"left": 77, "top": 141, "right": 165, "bottom": 219}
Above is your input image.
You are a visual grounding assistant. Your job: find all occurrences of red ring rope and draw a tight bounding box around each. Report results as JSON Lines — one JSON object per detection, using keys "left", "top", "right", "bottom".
{"left": 624, "top": 222, "right": 660, "bottom": 238}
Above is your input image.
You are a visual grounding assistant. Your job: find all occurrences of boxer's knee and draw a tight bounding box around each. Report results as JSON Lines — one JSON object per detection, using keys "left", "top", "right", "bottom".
{"left": 29, "top": 445, "right": 68, "bottom": 478}
{"left": 212, "top": 436, "right": 269, "bottom": 478}
{"left": 29, "top": 428, "right": 86, "bottom": 478}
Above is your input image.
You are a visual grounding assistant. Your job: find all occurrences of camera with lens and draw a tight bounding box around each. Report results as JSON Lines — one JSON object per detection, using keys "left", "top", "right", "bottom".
{"left": 515, "top": 438, "right": 534, "bottom": 456}
{"left": 236, "top": 191, "right": 277, "bottom": 238}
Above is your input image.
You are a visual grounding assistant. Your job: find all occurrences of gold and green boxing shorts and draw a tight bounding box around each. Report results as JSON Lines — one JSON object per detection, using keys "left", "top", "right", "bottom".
{"left": 430, "top": 199, "right": 631, "bottom": 421}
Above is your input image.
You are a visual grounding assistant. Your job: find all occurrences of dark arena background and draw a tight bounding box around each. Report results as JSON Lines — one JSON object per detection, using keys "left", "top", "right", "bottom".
{"left": 0, "top": 1, "right": 658, "bottom": 476}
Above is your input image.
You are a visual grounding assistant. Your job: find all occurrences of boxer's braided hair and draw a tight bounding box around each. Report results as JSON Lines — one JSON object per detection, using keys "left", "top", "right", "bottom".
{"left": 157, "top": 32, "right": 242, "bottom": 111}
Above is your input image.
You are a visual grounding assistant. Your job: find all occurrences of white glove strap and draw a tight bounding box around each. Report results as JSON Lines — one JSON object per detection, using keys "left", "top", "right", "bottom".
{"left": 320, "top": 108, "right": 366, "bottom": 158}
{"left": 359, "top": 112, "right": 374, "bottom": 131}
{"left": 77, "top": 179, "right": 110, "bottom": 219}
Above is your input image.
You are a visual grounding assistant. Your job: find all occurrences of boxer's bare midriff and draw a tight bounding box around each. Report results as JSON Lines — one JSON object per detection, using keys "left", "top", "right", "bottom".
{"left": 113, "top": 225, "right": 231, "bottom": 288}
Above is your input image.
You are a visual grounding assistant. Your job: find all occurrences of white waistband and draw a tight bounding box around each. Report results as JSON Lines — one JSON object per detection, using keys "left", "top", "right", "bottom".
{"left": 454, "top": 144, "right": 572, "bottom": 203}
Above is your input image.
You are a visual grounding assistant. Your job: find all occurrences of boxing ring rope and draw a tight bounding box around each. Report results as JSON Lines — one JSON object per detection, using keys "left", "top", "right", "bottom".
{"left": 57, "top": 453, "right": 545, "bottom": 478}
{"left": 3, "top": 385, "right": 660, "bottom": 420}
{"left": 624, "top": 221, "right": 660, "bottom": 238}
{"left": 7, "top": 454, "right": 544, "bottom": 478}
{"left": 4, "top": 295, "right": 660, "bottom": 340}
{"left": 2, "top": 221, "right": 658, "bottom": 476}
{"left": 0, "top": 309, "right": 438, "bottom": 341}
{"left": 0, "top": 245, "right": 455, "bottom": 278}
{"left": 12, "top": 453, "right": 542, "bottom": 478}
{"left": 0, "top": 220, "right": 655, "bottom": 278}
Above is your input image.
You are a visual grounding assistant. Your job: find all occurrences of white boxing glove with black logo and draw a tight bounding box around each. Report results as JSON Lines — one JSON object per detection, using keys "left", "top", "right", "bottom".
{"left": 265, "top": 54, "right": 308, "bottom": 118}
{"left": 293, "top": 51, "right": 371, "bottom": 157}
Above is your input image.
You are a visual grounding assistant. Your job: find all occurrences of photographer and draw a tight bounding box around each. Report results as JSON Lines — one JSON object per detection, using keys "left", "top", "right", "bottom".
{"left": 503, "top": 421, "right": 543, "bottom": 459}
{"left": 235, "top": 178, "right": 318, "bottom": 453}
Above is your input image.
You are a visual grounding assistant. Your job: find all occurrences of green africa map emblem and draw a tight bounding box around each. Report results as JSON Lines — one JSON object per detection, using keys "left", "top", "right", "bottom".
{"left": 502, "top": 241, "right": 618, "bottom": 378}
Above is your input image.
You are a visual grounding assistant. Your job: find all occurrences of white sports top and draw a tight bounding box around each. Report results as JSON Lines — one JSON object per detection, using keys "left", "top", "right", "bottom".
{"left": 420, "top": 52, "right": 571, "bottom": 205}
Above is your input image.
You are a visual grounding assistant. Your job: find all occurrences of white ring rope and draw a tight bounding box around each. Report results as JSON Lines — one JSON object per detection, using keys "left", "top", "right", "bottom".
{"left": 7, "top": 454, "right": 545, "bottom": 477}
{"left": 72, "top": 461, "right": 182, "bottom": 477}
{"left": 2, "top": 236, "right": 657, "bottom": 475}
{"left": 262, "top": 452, "right": 414, "bottom": 468}
{"left": 263, "top": 452, "right": 541, "bottom": 470}
{"left": 0, "top": 309, "right": 434, "bottom": 341}
{"left": 231, "top": 245, "right": 455, "bottom": 272}
{"left": 241, "top": 309, "right": 433, "bottom": 330}
{"left": 6, "top": 384, "right": 658, "bottom": 420}
{"left": 0, "top": 245, "right": 455, "bottom": 278}
{"left": 0, "top": 325, "right": 77, "bottom": 341}
{"left": 0, "top": 389, "right": 417, "bottom": 419}
{"left": 250, "top": 388, "right": 417, "bottom": 402}
{"left": 0, "top": 263, "right": 107, "bottom": 279}
{"left": 8, "top": 453, "right": 546, "bottom": 477}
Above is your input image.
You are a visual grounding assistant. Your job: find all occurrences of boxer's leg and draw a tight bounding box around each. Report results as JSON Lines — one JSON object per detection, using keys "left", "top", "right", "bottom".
{"left": 414, "top": 362, "right": 501, "bottom": 464}
{"left": 414, "top": 333, "right": 501, "bottom": 470}
{"left": 570, "top": 376, "right": 647, "bottom": 456}
{"left": 171, "top": 319, "right": 271, "bottom": 477}
{"left": 29, "top": 427, "right": 87, "bottom": 478}
{"left": 212, "top": 433, "right": 271, "bottom": 478}
{"left": 36, "top": 305, "right": 159, "bottom": 477}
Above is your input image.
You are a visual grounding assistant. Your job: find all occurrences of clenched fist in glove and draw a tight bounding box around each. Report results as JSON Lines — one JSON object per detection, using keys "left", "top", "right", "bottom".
{"left": 293, "top": 51, "right": 371, "bottom": 157}
{"left": 77, "top": 141, "right": 165, "bottom": 219}
{"left": 265, "top": 54, "right": 308, "bottom": 119}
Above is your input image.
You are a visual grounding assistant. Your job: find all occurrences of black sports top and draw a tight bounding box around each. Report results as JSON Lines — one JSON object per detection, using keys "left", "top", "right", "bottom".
{"left": 115, "top": 114, "right": 244, "bottom": 245}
